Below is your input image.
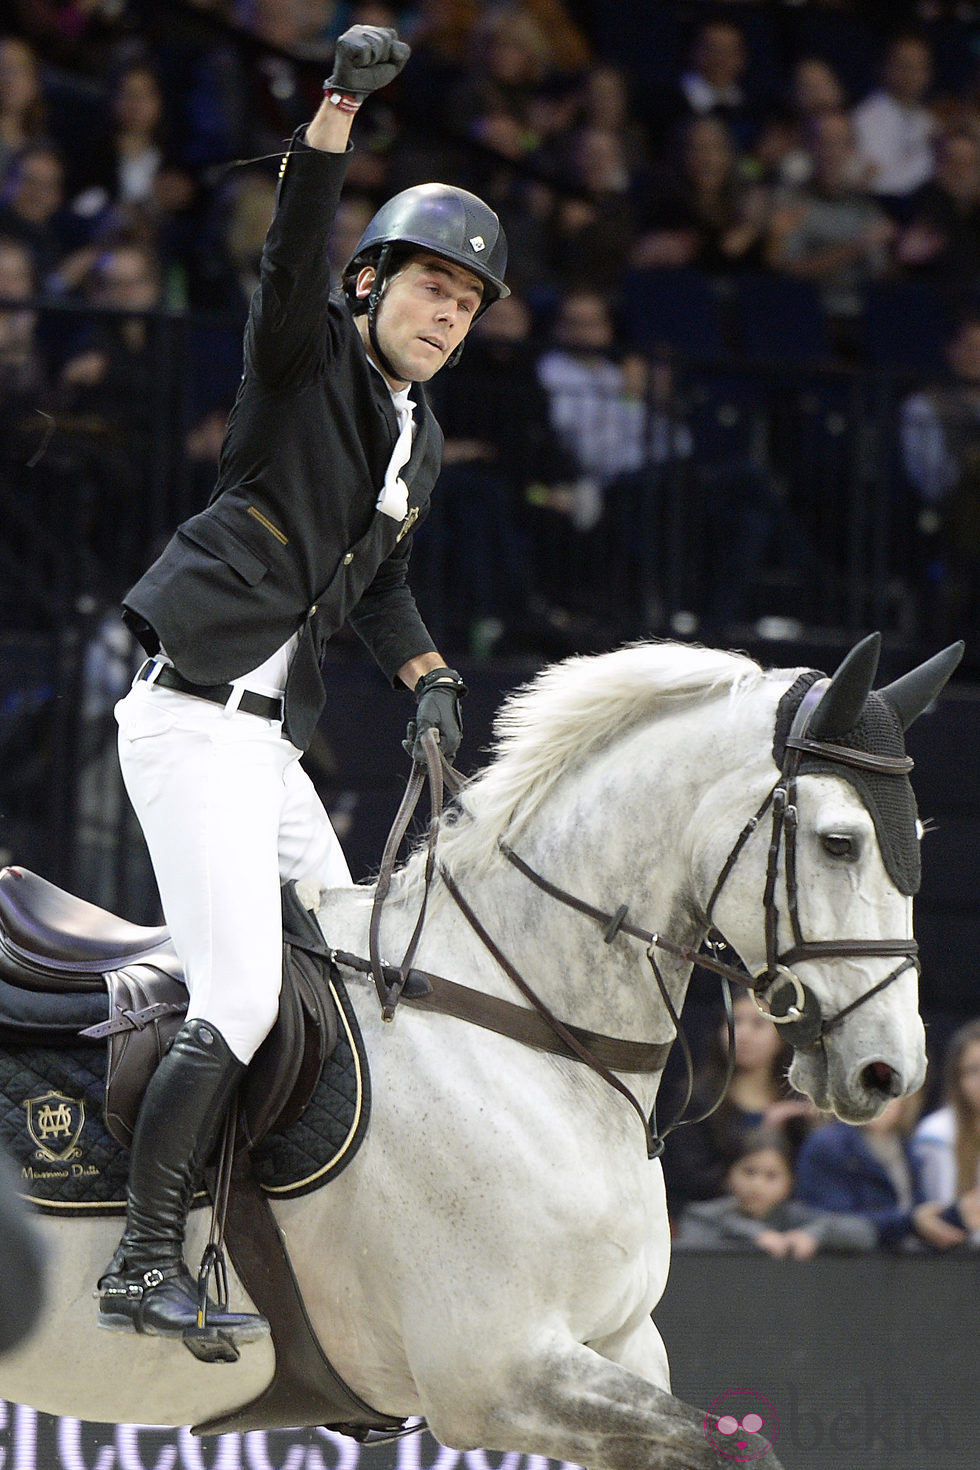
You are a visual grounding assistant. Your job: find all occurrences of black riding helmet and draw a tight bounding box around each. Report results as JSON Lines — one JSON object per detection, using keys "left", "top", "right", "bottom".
{"left": 343, "top": 183, "right": 509, "bottom": 373}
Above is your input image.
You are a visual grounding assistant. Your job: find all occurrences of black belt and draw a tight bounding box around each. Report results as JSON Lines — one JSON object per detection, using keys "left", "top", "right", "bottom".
{"left": 138, "top": 661, "right": 283, "bottom": 721}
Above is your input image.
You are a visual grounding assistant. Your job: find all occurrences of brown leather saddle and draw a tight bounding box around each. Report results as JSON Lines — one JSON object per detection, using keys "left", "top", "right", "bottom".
{"left": 0, "top": 864, "right": 333, "bottom": 1149}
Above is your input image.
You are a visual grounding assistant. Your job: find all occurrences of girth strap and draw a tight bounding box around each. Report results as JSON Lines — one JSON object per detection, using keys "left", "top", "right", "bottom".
{"left": 192, "top": 1152, "right": 405, "bottom": 1439}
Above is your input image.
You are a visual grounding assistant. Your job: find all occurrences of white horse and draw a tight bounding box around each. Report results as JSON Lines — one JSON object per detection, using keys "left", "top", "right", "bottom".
{"left": 0, "top": 635, "right": 961, "bottom": 1470}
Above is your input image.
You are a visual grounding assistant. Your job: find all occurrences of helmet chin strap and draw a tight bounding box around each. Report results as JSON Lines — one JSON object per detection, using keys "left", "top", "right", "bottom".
{"left": 366, "top": 244, "right": 404, "bottom": 384}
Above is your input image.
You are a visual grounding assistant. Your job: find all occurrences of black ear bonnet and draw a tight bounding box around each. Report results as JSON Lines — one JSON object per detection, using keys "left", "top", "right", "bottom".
{"left": 773, "top": 670, "right": 921, "bottom": 896}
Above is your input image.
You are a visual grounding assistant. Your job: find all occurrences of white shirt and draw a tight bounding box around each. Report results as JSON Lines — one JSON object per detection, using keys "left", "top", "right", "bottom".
{"left": 852, "top": 90, "right": 935, "bottom": 197}
{"left": 536, "top": 350, "right": 649, "bottom": 483}
{"left": 376, "top": 380, "right": 414, "bottom": 520}
{"left": 910, "top": 1106, "right": 978, "bottom": 1207}
{"left": 899, "top": 392, "right": 962, "bottom": 504}
{"left": 680, "top": 72, "right": 744, "bottom": 115}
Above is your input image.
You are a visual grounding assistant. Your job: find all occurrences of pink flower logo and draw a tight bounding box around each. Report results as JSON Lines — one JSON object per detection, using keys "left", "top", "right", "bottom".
{"left": 704, "top": 1390, "right": 779, "bottom": 1462}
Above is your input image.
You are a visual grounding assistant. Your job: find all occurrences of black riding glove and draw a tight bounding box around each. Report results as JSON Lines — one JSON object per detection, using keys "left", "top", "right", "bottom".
{"left": 404, "top": 667, "right": 467, "bottom": 765}
{"left": 323, "top": 26, "right": 411, "bottom": 104}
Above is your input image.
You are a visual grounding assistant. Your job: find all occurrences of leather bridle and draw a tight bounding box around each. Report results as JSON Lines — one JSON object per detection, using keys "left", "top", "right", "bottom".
{"left": 368, "top": 682, "right": 921, "bottom": 1158}
{"left": 703, "top": 677, "right": 920, "bottom": 1050}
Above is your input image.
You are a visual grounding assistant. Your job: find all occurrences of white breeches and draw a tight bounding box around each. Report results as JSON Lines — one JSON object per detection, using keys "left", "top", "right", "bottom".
{"left": 115, "top": 680, "right": 352, "bottom": 1063}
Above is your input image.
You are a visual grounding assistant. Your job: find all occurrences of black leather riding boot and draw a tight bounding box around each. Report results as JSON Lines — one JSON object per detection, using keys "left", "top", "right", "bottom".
{"left": 97, "top": 1019, "right": 269, "bottom": 1346}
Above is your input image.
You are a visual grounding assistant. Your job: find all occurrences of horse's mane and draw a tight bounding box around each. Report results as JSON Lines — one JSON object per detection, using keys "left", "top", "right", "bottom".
{"left": 402, "top": 641, "right": 767, "bottom": 884}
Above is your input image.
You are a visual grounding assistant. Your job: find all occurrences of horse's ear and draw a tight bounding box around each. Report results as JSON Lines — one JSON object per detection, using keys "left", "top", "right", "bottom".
{"left": 808, "top": 632, "right": 882, "bottom": 739}
{"left": 878, "top": 641, "right": 965, "bottom": 731}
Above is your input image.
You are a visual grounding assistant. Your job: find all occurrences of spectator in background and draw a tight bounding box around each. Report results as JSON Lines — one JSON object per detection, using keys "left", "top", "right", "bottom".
{"left": 327, "top": 190, "right": 376, "bottom": 288}
{"left": 67, "top": 59, "right": 201, "bottom": 302}
{"left": 576, "top": 63, "right": 650, "bottom": 184}
{"left": 182, "top": 166, "right": 276, "bottom": 429}
{"left": 450, "top": 3, "right": 579, "bottom": 169}
{"left": 852, "top": 32, "right": 936, "bottom": 218}
{"left": 632, "top": 114, "right": 769, "bottom": 275}
{"left": 9, "top": 0, "right": 130, "bottom": 72}
{"left": 673, "top": 1128, "right": 875, "bottom": 1257}
{"left": 0, "top": 142, "right": 84, "bottom": 288}
{"left": 796, "top": 1093, "right": 969, "bottom": 1252}
{"left": 0, "top": 35, "right": 48, "bottom": 180}
{"left": 896, "top": 128, "right": 980, "bottom": 299}
{"left": 234, "top": 0, "right": 324, "bottom": 153}
{"left": 0, "top": 233, "right": 52, "bottom": 486}
{"left": 900, "top": 314, "right": 980, "bottom": 643}
{"left": 548, "top": 122, "right": 637, "bottom": 291}
{"left": 396, "top": 6, "right": 579, "bottom": 297}
{"left": 0, "top": 233, "right": 61, "bottom": 634}
{"left": 423, "top": 288, "right": 577, "bottom": 654}
{"left": 72, "top": 61, "right": 174, "bottom": 220}
{"left": 0, "top": 232, "right": 47, "bottom": 404}
{"left": 662, "top": 991, "right": 818, "bottom": 1223}
{"left": 521, "top": 0, "right": 590, "bottom": 76}
{"left": 55, "top": 241, "right": 165, "bottom": 595}
{"left": 535, "top": 286, "right": 644, "bottom": 518}
{"left": 766, "top": 108, "right": 895, "bottom": 352}
{"left": 396, "top": 0, "right": 481, "bottom": 126}
{"left": 189, "top": 163, "right": 276, "bottom": 315}
{"left": 754, "top": 55, "right": 848, "bottom": 189}
{"left": 653, "top": 18, "right": 760, "bottom": 153}
{"left": 910, "top": 1018, "right": 980, "bottom": 1247}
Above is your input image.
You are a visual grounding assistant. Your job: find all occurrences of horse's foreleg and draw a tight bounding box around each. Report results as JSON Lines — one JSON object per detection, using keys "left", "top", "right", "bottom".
{"left": 588, "top": 1313, "right": 671, "bottom": 1390}
{"left": 423, "top": 1337, "right": 785, "bottom": 1470}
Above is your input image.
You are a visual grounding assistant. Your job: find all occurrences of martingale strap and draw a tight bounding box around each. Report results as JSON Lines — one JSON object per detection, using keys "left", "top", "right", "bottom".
{"left": 334, "top": 945, "right": 671, "bottom": 1075}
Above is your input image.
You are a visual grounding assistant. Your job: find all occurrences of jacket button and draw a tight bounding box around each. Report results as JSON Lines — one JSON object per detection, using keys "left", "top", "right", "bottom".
{"left": 343, "top": 551, "right": 354, "bottom": 565}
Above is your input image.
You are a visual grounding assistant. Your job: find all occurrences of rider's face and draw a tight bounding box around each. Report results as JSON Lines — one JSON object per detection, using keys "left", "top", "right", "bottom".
{"left": 356, "top": 253, "right": 483, "bottom": 388}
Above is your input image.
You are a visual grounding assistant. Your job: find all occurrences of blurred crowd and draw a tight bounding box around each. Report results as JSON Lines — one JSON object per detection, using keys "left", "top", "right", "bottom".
{"left": 663, "top": 993, "right": 980, "bottom": 1258}
{"left": 4, "top": 1, "right": 980, "bottom": 656}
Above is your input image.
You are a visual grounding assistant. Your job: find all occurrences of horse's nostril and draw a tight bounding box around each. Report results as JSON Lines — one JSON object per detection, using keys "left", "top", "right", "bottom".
{"left": 861, "top": 1060, "right": 902, "bottom": 1096}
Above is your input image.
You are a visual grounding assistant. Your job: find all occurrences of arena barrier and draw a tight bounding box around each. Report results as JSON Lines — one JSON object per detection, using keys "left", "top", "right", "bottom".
{"left": 1, "top": 1252, "right": 977, "bottom": 1470}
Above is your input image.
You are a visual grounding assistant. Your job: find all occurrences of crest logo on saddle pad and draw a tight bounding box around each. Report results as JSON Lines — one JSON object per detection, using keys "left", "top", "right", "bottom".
{"left": 25, "top": 1090, "right": 85, "bottom": 1163}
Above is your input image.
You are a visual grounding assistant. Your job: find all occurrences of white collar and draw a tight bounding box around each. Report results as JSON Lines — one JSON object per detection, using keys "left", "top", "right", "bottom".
{"left": 368, "top": 355, "right": 414, "bottom": 414}
{"left": 390, "top": 382, "right": 414, "bottom": 417}
{"left": 682, "top": 71, "right": 744, "bottom": 112}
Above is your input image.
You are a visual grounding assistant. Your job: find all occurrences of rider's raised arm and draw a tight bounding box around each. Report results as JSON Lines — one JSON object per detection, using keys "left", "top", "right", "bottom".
{"left": 246, "top": 26, "right": 410, "bottom": 386}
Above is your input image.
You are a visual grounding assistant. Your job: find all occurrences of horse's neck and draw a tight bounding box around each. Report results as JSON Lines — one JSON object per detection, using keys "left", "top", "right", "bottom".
{"left": 432, "top": 706, "right": 721, "bottom": 1047}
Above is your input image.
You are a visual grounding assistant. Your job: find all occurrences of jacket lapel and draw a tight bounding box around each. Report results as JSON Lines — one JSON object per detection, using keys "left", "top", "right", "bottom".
{"left": 402, "top": 387, "right": 431, "bottom": 503}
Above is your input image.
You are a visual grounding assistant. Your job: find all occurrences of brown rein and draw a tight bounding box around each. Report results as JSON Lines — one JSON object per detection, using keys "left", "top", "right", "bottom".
{"left": 356, "top": 730, "right": 722, "bottom": 1158}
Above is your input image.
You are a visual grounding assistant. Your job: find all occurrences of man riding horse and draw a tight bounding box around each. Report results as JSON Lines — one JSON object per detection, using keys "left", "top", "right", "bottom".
{"left": 99, "top": 25, "right": 508, "bottom": 1352}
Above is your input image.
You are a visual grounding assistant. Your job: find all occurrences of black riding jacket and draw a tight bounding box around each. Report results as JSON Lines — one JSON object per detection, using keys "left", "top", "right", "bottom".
{"left": 123, "top": 130, "right": 441, "bottom": 750}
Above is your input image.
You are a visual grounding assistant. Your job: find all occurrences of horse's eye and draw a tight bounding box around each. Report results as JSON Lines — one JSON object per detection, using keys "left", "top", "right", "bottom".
{"left": 822, "top": 832, "right": 855, "bottom": 859}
